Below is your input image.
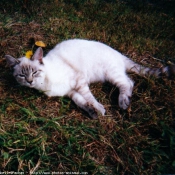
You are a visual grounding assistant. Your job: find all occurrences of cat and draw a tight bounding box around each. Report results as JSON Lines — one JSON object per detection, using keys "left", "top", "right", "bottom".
{"left": 5, "top": 39, "right": 175, "bottom": 119}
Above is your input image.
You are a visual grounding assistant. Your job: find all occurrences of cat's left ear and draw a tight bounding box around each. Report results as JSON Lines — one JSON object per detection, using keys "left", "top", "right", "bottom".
{"left": 32, "top": 47, "right": 43, "bottom": 64}
{"left": 5, "top": 55, "right": 20, "bottom": 67}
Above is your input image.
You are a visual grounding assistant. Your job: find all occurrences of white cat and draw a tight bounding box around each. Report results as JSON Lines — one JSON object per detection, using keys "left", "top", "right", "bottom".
{"left": 5, "top": 39, "right": 175, "bottom": 118}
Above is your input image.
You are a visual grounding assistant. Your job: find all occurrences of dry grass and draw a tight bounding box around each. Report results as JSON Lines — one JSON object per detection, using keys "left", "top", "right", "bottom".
{"left": 0, "top": 0, "right": 175, "bottom": 174}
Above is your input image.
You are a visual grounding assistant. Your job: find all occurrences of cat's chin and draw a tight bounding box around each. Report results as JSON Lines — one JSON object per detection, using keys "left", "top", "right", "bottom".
{"left": 29, "top": 84, "right": 35, "bottom": 88}
{"left": 24, "top": 84, "right": 35, "bottom": 88}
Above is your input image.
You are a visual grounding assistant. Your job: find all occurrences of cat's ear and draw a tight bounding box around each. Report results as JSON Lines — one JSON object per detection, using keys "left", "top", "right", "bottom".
{"left": 5, "top": 55, "right": 20, "bottom": 67}
{"left": 32, "top": 47, "right": 43, "bottom": 64}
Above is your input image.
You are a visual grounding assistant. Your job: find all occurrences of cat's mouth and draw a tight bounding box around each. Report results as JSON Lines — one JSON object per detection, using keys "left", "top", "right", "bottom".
{"left": 26, "top": 82, "right": 34, "bottom": 88}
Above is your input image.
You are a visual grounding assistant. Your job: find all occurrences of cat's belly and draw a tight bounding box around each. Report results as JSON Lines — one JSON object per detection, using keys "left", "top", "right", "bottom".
{"left": 44, "top": 83, "right": 71, "bottom": 97}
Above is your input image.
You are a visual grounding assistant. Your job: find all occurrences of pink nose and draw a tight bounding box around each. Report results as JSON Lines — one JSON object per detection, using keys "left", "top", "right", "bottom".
{"left": 26, "top": 79, "right": 33, "bottom": 84}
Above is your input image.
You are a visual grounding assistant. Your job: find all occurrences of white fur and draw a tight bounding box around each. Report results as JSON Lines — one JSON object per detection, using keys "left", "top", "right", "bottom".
{"left": 6, "top": 39, "right": 153, "bottom": 118}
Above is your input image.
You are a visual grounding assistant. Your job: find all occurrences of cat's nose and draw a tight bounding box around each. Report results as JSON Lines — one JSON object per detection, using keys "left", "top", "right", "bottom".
{"left": 26, "top": 79, "right": 33, "bottom": 84}
{"left": 28, "top": 80, "right": 33, "bottom": 84}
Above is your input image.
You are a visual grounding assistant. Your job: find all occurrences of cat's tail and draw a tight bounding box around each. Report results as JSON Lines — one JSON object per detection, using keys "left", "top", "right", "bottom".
{"left": 123, "top": 56, "right": 175, "bottom": 78}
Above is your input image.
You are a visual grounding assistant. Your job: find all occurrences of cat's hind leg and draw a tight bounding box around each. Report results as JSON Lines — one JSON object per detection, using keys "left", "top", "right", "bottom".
{"left": 106, "top": 71, "right": 134, "bottom": 109}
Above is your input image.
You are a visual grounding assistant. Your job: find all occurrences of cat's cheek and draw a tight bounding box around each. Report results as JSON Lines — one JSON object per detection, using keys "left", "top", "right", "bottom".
{"left": 16, "top": 77, "right": 24, "bottom": 85}
{"left": 32, "top": 78, "right": 43, "bottom": 88}
{"left": 16, "top": 78, "right": 30, "bottom": 87}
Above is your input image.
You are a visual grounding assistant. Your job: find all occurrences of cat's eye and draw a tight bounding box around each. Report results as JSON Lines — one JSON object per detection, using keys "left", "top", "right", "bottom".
{"left": 32, "top": 71, "right": 38, "bottom": 76}
{"left": 18, "top": 74, "right": 25, "bottom": 77}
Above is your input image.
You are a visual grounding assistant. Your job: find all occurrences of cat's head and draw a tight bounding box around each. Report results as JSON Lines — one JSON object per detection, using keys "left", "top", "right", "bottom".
{"left": 5, "top": 47, "right": 45, "bottom": 88}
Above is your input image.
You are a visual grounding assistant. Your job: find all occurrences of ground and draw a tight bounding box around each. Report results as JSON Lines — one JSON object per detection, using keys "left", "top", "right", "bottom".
{"left": 0, "top": 0, "right": 175, "bottom": 174}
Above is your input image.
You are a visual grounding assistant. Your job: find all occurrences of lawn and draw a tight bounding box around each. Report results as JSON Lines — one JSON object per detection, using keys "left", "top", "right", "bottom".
{"left": 0, "top": 0, "right": 175, "bottom": 174}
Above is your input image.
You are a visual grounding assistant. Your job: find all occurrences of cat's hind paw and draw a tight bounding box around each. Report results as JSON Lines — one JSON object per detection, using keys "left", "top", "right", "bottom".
{"left": 118, "top": 94, "right": 130, "bottom": 110}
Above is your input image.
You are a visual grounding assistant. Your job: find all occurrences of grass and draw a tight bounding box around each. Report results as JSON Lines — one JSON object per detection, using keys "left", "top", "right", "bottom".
{"left": 0, "top": 0, "right": 175, "bottom": 174}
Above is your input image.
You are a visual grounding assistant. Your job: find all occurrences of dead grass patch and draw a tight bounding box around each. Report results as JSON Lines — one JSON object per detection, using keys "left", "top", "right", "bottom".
{"left": 0, "top": 0, "right": 175, "bottom": 174}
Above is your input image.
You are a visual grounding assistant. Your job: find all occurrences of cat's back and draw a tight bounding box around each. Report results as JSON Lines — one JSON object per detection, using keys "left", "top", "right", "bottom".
{"left": 45, "top": 39, "right": 90, "bottom": 60}
{"left": 42, "top": 39, "right": 126, "bottom": 83}
{"left": 45, "top": 39, "right": 125, "bottom": 74}
{"left": 57, "top": 39, "right": 115, "bottom": 53}
{"left": 53, "top": 39, "right": 106, "bottom": 56}
{"left": 59, "top": 38, "right": 91, "bottom": 46}
{"left": 50, "top": 39, "right": 123, "bottom": 62}
{"left": 58, "top": 39, "right": 100, "bottom": 48}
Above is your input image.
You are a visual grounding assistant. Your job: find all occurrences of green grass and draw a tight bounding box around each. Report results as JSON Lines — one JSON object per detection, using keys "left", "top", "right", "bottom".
{"left": 0, "top": 0, "right": 175, "bottom": 174}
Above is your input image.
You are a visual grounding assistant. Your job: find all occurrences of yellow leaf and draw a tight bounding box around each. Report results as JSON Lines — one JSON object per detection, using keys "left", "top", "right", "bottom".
{"left": 25, "top": 50, "right": 33, "bottom": 59}
{"left": 35, "top": 41, "right": 46, "bottom": 47}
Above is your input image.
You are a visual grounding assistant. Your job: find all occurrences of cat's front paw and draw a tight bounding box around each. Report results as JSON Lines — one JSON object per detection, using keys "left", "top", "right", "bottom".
{"left": 97, "top": 103, "right": 106, "bottom": 116}
{"left": 85, "top": 103, "right": 98, "bottom": 119}
{"left": 118, "top": 94, "right": 130, "bottom": 110}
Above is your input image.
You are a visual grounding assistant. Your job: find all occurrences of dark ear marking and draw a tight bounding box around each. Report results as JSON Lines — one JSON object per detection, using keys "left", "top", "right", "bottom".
{"left": 31, "top": 47, "right": 44, "bottom": 64}
{"left": 5, "top": 55, "right": 20, "bottom": 67}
